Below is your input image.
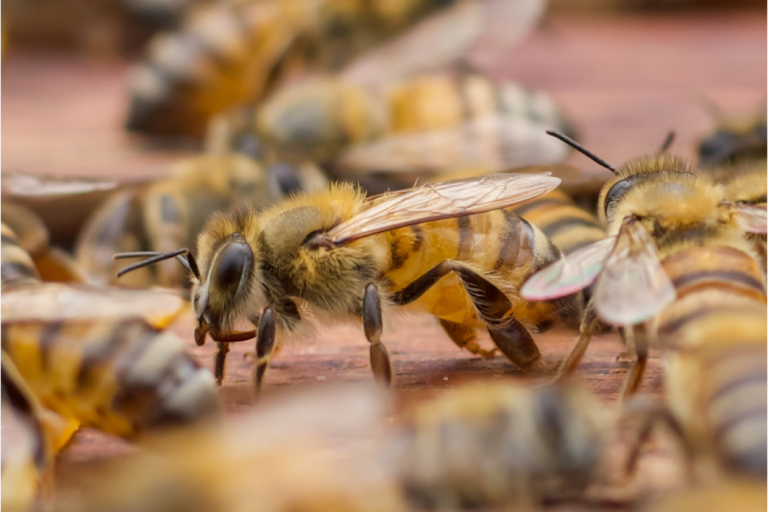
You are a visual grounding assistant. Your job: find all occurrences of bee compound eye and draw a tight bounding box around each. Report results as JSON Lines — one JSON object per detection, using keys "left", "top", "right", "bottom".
{"left": 213, "top": 242, "right": 253, "bottom": 292}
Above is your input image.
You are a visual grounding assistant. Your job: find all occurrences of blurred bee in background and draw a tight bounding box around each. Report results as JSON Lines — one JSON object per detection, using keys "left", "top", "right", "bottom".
{"left": 126, "top": 0, "right": 545, "bottom": 139}
{"left": 522, "top": 131, "right": 766, "bottom": 399}
{"left": 54, "top": 385, "right": 406, "bottom": 512}
{"left": 2, "top": 202, "right": 86, "bottom": 284}
{"left": 697, "top": 107, "right": 766, "bottom": 169}
{"left": 75, "top": 153, "right": 327, "bottom": 288}
{"left": 115, "top": 173, "right": 581, "bottom": 391}
{"left": 248, "top": 73, "right": 577, "bottom": 187}
{"left": 392, "top": 381, "right": 611, "bottom": 509}
{"left": 2, "top": 223, "right": 220, "bottom": 440}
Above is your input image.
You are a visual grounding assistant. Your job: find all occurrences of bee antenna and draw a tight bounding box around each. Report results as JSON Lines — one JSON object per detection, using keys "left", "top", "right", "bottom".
{"left": 113, "top": 249, "right": 200, "bottom": 279}
{"left": 658, "top": 131, "right": 676, "bottom": 153}
{"left": 545, "top": 131, "right": 617, "bottom": 173}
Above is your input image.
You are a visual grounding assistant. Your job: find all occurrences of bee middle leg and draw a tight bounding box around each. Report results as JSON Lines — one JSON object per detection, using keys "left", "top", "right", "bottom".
{"left": 438, "top": 319, "right": 496, "bottom": 358}
{"left": 558, "top": 299, "right": 599, "bottom": 379}
{"left": 391, "top": 260, "right": 543, "bottom": 370}
{"left": 364, "top": 284, "right": 393, "bottom": 388}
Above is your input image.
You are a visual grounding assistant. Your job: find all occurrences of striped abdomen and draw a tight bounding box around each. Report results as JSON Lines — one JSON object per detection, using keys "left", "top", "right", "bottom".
{"left": 700, "top": 336, "right": 767, "bottom": 477}
{"left": 1, "top": 319, "right": 219, "bottom": 438}
{"left": 1, "top": 224, "right": 41, "bottom": 289}
{"left": 126, "top": 0, "right": 290, "bottom": 138}
{"left": 511, "top": 190, "right": 605, "bottom": 256}
{"left": 385, "top": 207, "right": 577, "bottom": 329}
{"left": 658, "top": 245, "right": 766, "bottom": 344}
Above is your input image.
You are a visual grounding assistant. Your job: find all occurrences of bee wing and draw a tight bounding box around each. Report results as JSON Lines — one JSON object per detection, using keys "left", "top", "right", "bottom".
{"left": 2, "top": 173, "right": 118, "bottom": 197}
{"left": 1, "top": 284, "right": 186, "bottom": 329}
{"left": 729, "top": 202, "right": 767, "bottom": 234}
{"left": 335, "top": 116, "right": 570, "bottom": 179}
{"left": 520, "top": 236, "right": 617, "bottom": 301}
{"left": 326, "top": 173, "right": 560, "bottom": 246}
{"left": 340, "top": 0, "right": 544, "bottom": 85}
{"left": 593, "top": 221, "right": 676, "bottom": 326}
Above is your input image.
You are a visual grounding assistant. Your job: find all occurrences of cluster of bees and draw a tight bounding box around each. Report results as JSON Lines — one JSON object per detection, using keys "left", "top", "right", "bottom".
{"left": 2, "top": 0, "right": 767, "bottom": 511}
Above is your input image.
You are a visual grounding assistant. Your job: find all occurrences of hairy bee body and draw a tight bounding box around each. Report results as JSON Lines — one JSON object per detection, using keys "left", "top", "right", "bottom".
{"left": 3, "top": 224, "right": 219, "bottom": 439}
{"left": 393, "top": 382, "right": 608, "bottom": 508}
{"left": 203, "top": 183, "right": 577, "bottom": 343}
{"left": 256, "top": 73, "right": 576, "bottom": 166}
{"left": 75, "top": 154, "right": 325, "bottom": 287}
{"left": 127, "top": 0, "right": 454, "bottom": 138}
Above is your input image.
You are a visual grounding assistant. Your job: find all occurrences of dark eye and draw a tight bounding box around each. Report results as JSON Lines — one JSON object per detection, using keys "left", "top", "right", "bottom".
{"left": 603, "top": 179, "right": 633, "bottom": 218}
{"left": 213, "top": 242, "right": 253, "bottom": 292}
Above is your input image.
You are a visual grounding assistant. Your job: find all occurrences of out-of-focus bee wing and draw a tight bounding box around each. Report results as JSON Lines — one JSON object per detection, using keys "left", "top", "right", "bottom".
{"left": 325, "top": 173, "right": 560, "bottom": 246}
{"left": 335, "top": 116, "right": 570, "bottom": 179}
{"left": 1, "top": 284, "right": 186, "bottom": 329}
{"left": 340, "top": 0, "right": 544, "bottom": 85}
{"left": 520, "top": 235, "right": 617, "bottom": 301}
{"left": 593, "top": 221, "right": 676, "bottom": 326}
{"left": 729, "top": 202, "right": 767, "bottom": 234}
{"left": 1, "top": 173, "right": 118, "bottom": 197}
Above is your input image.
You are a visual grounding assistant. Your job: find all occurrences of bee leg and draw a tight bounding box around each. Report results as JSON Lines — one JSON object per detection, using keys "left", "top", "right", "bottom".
{"left": 253, "top": 308, "right": 276, "bottom": 395}
{"left": 213, "top": 342, "right": 230, "bottom": 386}
{"left": 364, "top": 283, "right": 393, "bottom": 388}
{"left": 391, "top": 261, "right": 541, "bottom": 370}
{"left": 557, "top": 299, "right": 599, "bottom": 379}
{"left": 620, "top": 395, "right": 695, "bottom": 482}
{"left": 438, "top": 319, "right": 496, "bottom": 358}
{"left": 618, "top": 324, "right": 649, "bottom": 402}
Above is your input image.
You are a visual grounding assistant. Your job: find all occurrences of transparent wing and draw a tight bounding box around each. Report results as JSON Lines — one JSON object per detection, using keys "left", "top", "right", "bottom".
{"left": 593, "top": 221, "right": 676, "bottom": 326}
{"left": 340, "top": 0, "right": 544, "bottom": 85}
{"left": 2, "top": 173, "right": 118, "bottom": 197}
{"left": 335, "top": 116, "right": 570, "bottom": 179}
{"left": 730, "top": 202, "right": 767, "bottom": 234}
{"left": 1, "top": 284, "right": 186, "bottom": 329}
{"left": 325, "top": 173, "right": 560, "bottom": 246}
{"left": 520, "top": 236, "right": 617, "bottom": 301}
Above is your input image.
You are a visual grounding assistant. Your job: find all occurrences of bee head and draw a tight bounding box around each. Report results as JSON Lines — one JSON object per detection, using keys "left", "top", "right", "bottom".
{"left": 192, "top": 206, "right": 265, "bottom": 346}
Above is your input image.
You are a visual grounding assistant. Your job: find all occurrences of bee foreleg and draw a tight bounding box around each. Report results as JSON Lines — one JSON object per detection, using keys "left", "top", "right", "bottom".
{"left": 363, "top": 284, "right": 392, "bottom": 388}
{"left": 438, "top": 319, "right": 496, "bottom": 358}
{"left": 253, "top": 308, "right": 276, "bottom": 396}
{"left": 213, "top": 342, "right": 230, "bottom": 386}
{"left": 557, "top": 300, "right": 598, "bottom": 379}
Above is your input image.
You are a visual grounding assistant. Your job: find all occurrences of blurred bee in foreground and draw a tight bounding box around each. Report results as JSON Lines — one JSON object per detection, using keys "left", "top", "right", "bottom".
{"left": 75, "top": 153, "right": 327, "bottom": 288}
{"left": 54, "top": 385, "right": 406, "bottom": 512}
{"left": 116, "top": 173, "right": 582, "bottom": 390}
{"left": 0, "top": 351, "right": 53, "bottom": 512}
{"left": 697, "top": 107, "right": 766, "bottom": 169}
{"left": 392, "top": 381, "right": 612, "bottom": 509}
{"left": 127, "top": 0, "right": 544, "bottom": 139}
{"left": 641, "top": 480, "right": 767, "bottom": 512}
{"left": 2, "top": 224, "right": 220, "bottom": 440}
{"left": 241, "top": 73, "right": 577, "bottom": 185}
{"left": 522, "top": 132, "right": 767, "bottom": 399}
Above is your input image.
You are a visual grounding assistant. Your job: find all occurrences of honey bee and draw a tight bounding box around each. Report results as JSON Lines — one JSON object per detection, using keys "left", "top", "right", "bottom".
{"left": 697, "top": 108, "right": 766, "bottom": 169}
{"left": 127, "top": 0, "right": 543, "bottom": 139}
{"left": 250, "top": 73, "right": 577, "bottom": 179}
{"left": 640, "top": 480, "right": 767, "bottom": 512}
{"left": 2, "top": 351, "right": 52, "bottom": 512}
{"left": 54, "top": 385, "right": 406, "bottom": 512}
{"left": 2, "top": 202, "right": 85, "bottom": 284}
{"left": 115, "top": 173, "right": 582, "bottom": 391}
{"left": 392, "top": 381, "right": 611, "bottom": 509}
{"left": 2, "top": 225, "right": 220, "bottom": 439}
{"left": 522, "top": 132, "right": 767, "bottom": 398}
{"left": 75, "top": 153, "right": 327, "bottom": 288}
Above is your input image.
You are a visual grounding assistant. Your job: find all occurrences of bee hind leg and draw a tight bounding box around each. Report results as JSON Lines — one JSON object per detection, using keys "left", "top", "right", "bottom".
{"left": 364, "top": 284, "right": 393, "bottom": 388}
{"left": 391, "top": 260, "right": 543, "bottom": 371}
{"left": 438, "top": 319, "right": 496, "bottom": 358}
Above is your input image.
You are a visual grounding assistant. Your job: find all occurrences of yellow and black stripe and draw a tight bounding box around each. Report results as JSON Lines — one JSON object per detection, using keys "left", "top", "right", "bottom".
{"left": 1, "top": 223, "right": 41, "bottom": 289}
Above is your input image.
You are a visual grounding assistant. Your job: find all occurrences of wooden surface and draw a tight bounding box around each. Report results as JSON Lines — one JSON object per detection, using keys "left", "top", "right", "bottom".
{"left": 3, "top": 7, "right": 765, "bottom": 511}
